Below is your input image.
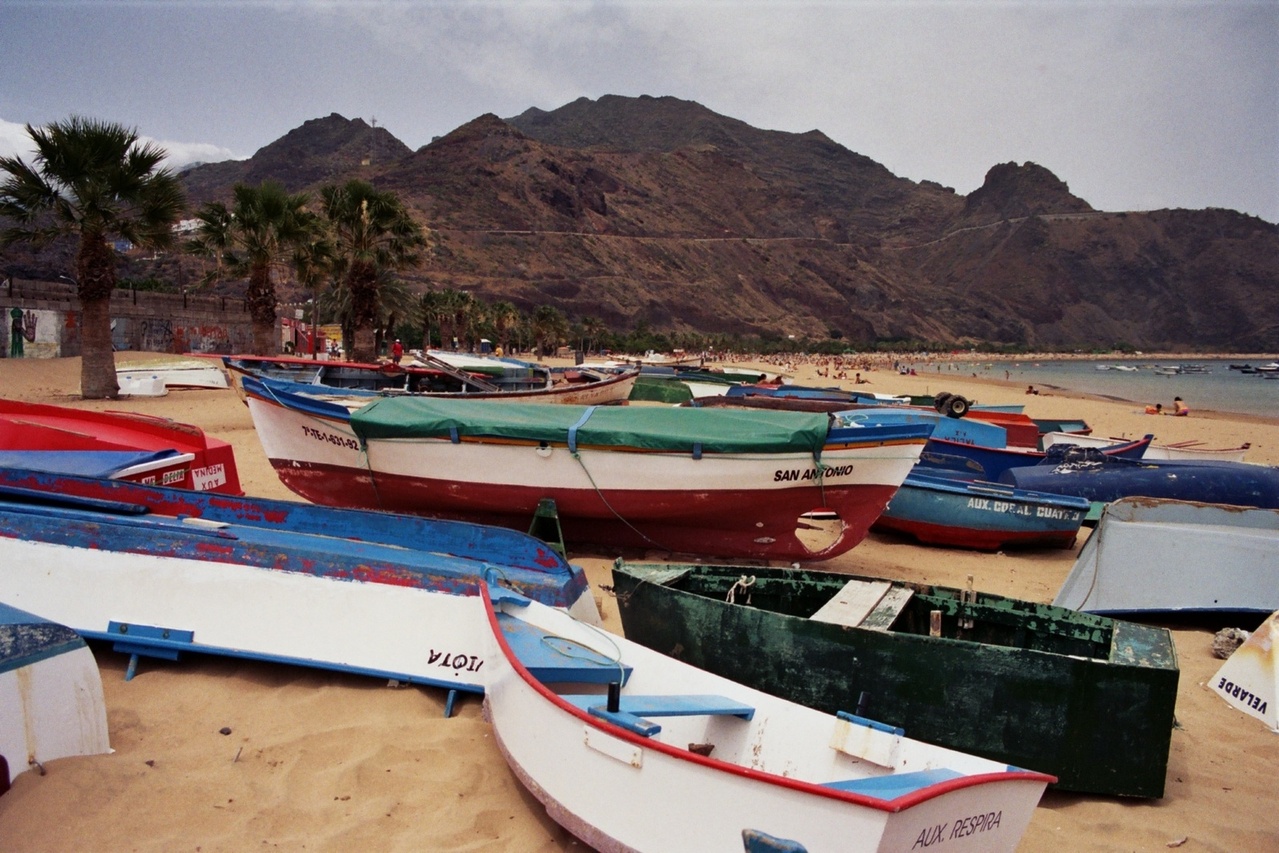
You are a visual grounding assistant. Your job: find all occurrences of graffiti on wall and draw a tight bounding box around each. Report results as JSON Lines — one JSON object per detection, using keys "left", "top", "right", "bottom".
{"left": 129, "top": 318, "right": 235, "bottom": 354}
{"left": 6, "top": 307, "right": 61, "bottom": 358}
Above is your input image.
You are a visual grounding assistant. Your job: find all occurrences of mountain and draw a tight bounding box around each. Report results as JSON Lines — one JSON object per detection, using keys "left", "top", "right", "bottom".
{"left": 181, "top": 113, "right": 412, "bottom": 207}
{"left": 172, "top": 97, "right": 1279, "bottom": 351}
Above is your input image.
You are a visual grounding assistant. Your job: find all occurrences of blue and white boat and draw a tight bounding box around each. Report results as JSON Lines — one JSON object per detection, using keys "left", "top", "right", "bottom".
{"left": 0, "top": 466, "right": 599, "bottom": 709}
{"left": 873, "top": 472, "right": 1092, "bottom": 550}
{"left": 920, "top": 434, "right": 1152, "bottom": 481}
{"left": 1001, "top": 453, "right": 1279, "bottom": 509}
{"left": 483, "top": 587, "right": 1052, "bottom": 852}
{"left": 1, "top": 602, "right": 110, "bottom": 790}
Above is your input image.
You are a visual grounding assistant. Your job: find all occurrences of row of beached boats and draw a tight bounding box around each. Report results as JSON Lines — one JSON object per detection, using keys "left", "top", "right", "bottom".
{"left": 3, "top": 353, "right": 1277, "bottom": 849}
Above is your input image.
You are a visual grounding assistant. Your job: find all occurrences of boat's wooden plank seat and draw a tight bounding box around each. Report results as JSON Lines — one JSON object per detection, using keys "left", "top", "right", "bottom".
{"left": 497, "top": 614, "right": 632, "bottom": 685}
{"left": 822, "top": 767, "right": 963, "bottom": 800}
{"left": 830, "top": 710, "right": 905, "bottom": 767}
{"left": 810, "top": 579, "right": 912, "bottom": 631}
{"left": 562, "top": 693, "right": 756, "bottom": 737}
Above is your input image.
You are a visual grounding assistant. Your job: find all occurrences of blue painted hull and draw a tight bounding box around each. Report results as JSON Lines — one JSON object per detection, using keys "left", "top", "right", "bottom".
{"left": 919, "top": 435, "right": 1152, "bottom": 481}
{"left": 836, "top": 408, "right": 1005, "bottom": 447}
{"left": 0, "top": 467, "right": 596, "bottom": 692}
{"left": 1001, "top": 456, "right": 1279, "bottom": 509}
{"left": 874, "top": 472, "right": 1091, "bottom": 550}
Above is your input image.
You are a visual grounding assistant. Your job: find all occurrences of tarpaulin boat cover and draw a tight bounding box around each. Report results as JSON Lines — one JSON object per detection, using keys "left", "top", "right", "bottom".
{"left": 349, "top": 397, "right": 832, "bottom": 454}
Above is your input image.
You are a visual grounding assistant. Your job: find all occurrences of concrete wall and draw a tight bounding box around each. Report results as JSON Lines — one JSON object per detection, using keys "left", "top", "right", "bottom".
{"left": 2, "top": 278, "right": 258, "bottom": 358}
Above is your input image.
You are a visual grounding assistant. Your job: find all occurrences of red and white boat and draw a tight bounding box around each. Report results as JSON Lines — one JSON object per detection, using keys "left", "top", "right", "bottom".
{"left": 482, "top": 588, "right": 1052, "bottom": 852}
{"left": 0, "top": 399, "right": 242, "bottom": 494}
{"left": 241, "top": 376, "right": 931, "bottom": 561}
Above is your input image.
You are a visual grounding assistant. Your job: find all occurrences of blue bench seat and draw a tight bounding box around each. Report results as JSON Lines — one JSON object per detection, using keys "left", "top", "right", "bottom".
{"left": 561, "top": 693, "right": 756, "bottom": 736}
{"left": 497, "top": 613, "right": 632, "bottom": 685}
{"left": 823, "top": 768, "right": 963, "bottom": 800}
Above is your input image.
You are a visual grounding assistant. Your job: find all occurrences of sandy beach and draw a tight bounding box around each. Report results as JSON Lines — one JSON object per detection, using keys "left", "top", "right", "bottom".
{"left": 1, "top": 353, "right": 1276, "bottom": 852}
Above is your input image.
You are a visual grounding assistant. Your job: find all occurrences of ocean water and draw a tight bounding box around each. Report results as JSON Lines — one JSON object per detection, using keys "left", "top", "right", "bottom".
{"left": 934, "top": 358, "right": 1279, "bottom": 420}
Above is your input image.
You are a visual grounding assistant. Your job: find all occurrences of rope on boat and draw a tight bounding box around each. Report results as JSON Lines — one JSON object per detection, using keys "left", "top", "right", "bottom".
{"left": 570, "top": 449, "right": 671, "bottom": 551}
{"left": 537, "top": 619, "right": 627, "bottom": 687}
{"left": 726, "top": 574, "right": 756, "bottom": 605}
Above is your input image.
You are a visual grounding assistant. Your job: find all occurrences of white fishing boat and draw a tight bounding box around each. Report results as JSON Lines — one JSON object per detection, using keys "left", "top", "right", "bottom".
{"left": 226, "top": 354, "right": 639, "bottom": 406}
{"left": 482, "top": 588, "right": 1052, "bottom": 852}
{"left": 1053, "top": 497, "right": 1279, "bottom": 616}
{"left": 0, "top": 466, "right": 598, "bottom": 709}
{"left": 114, "top": 358, "right": 231, "bottom": 393}
{"left": 0, "top": 602, "right": 110, "bottom": 789}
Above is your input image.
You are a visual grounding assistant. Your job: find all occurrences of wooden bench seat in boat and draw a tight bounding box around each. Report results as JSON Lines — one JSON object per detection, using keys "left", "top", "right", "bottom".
{"left": 822, "top": 767, "right": 964, "bottom": 800}
{"left": 561, "top": 693, "right": 756, "bottom": 737}
{"left": 830, "top": 710, "right": 906, "bottom": 768}
{"left": 809, "top": 579, "right": 913, "bottom": 631}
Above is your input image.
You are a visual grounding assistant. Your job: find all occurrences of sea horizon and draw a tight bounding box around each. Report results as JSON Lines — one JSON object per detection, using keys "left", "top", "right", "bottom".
{"left": 930, "top": 356, "right": 1279, "bottom": 420}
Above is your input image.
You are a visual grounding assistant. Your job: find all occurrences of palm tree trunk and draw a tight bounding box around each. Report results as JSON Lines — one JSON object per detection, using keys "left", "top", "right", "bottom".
{"left": 76, "top": 235, "right": 119, "bottom": 399}
{"left": 348, "top": 262, "right": 380, "bottom": 362}
{"left": 245, "top": 264, "right": 278, "bottom": 356}
{"left": 79, "top": 294, "right": 118, "bottom": 399}
{"left": 352, "top": 326, "right": 378, "bottom": 363}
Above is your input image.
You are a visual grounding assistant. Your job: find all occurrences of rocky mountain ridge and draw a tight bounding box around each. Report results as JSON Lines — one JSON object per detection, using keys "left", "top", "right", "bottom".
{"left": 32, "top": 96, "right": 1279, "bottom": 350}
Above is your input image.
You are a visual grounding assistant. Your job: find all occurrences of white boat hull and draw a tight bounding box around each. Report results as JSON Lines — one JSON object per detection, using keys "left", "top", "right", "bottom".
{"left": 1054, "top": 498, "right": 1279, "bottom": 615}
{"left": 0, "top": 606, "right": 110, "bottom": 786}
{"left": 483, "top": 596, "right": 1049, "bottom": 853}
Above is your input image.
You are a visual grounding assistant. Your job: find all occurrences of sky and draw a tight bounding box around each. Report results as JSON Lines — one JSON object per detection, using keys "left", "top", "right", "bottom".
{"left": 1, "top": 1, "right": 1275, "bottom": 223}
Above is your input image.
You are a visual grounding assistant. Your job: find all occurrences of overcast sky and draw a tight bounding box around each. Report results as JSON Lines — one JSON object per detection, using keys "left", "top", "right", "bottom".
{"left": 2, "top": 1, "right": 1275, "bottom": 222}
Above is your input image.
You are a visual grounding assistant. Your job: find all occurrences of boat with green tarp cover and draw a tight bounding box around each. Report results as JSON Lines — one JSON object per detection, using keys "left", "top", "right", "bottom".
{"left": 610, "top": 560, "right": 1180, "bottom": 797}
{"left": 347, "top": 393, "right": 834, "bottom": 452}
{"left": 242, "top": 376, "right": 932, "bottom": 561}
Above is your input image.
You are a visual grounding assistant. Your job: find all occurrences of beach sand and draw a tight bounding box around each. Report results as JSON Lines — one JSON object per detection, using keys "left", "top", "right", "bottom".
{"left": 1, "top": 354, "right": 1276, "bottom": 852}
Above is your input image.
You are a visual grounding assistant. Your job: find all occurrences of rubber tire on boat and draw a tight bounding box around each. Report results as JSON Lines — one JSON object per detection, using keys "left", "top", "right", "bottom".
{"left": 933, "top": 392, "right": 954, "bottom": 414}
{"left": 943, "top": 395, "right": 970, "bottom": 418}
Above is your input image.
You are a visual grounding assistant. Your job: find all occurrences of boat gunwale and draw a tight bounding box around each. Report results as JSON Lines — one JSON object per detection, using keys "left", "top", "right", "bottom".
{"left": 615, "top": 562, "right": 1148, "bottom": 664}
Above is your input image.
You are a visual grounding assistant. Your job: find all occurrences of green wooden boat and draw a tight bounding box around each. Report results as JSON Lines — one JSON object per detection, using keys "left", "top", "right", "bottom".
{"left": 610, "top": 560, "right": 1179, "bottom": 798}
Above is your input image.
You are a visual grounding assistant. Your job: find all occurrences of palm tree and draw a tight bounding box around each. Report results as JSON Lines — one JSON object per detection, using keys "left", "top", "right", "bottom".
{"left": 455, "top": 292, "right": 484, "bottom": 352}
{"left": 187, "top": 181, "right": 318, "bottom": 355}
{"left": 489, "top": 301, "right": 521, "bottom": 354}
{"left": 320, "top": 180, "right": 424, "bottom": 362}
{"left": 0, "top": 116, "right": 186, "bottom": 398}
{"left": 292, "top": 233, "right": 336, "bottom": 358}
{"left": 581, "top": 315, "right": 610, "bottom": 355}
{"left": 531, "top": 305, "right": 569, "bottom": 359}
{"left": 432, "top": 287, "right": 475, "bottom": 351}
{"left": 415, "top": 289, "right": 446, "bottom": 351}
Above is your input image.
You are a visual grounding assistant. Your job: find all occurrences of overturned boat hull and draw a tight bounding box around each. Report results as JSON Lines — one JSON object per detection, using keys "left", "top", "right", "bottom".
{"left": 1054, "top": 497, "right": 1279, "bottom": 616}
{"left": 0, "top": 468, "right": 597, "bottom": 695}
{"left": 873, "top": 472, "right": 1091, "bottom": 550}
